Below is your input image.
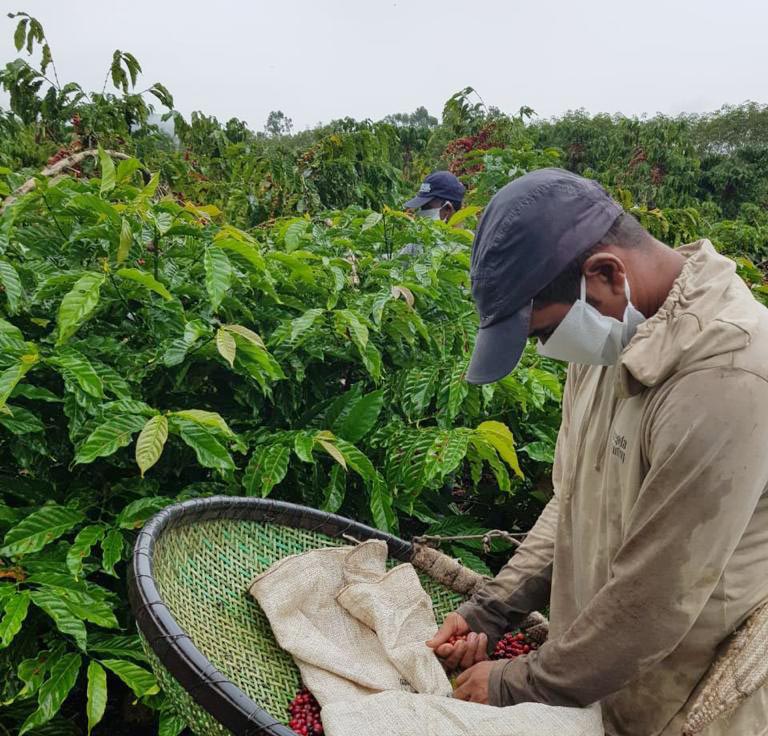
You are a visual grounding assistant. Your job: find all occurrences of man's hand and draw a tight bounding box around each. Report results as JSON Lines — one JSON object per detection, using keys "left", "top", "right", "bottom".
{"left": 426, "top": 612, "right": 488, "bottom": 672}
{"left": 452, "top": 660, "right": 496, "bottom": 704}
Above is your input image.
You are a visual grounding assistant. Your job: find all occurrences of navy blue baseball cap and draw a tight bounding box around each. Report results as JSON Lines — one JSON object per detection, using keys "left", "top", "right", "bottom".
{"left": 466, "top": 168, "right": 623, "bottom": 384}
{"left": 405, "top": 171, "right": 466, "bottom": 209}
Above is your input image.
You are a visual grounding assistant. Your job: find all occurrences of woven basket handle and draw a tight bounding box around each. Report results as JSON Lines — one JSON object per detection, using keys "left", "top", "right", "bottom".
{"left": 410, "top": 542, "right": 549, "bottom": 642}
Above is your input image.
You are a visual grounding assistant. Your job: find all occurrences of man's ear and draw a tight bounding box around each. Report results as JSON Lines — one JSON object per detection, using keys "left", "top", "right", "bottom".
{"left": 582, "top": 252, "right": 626, "bottom": 296}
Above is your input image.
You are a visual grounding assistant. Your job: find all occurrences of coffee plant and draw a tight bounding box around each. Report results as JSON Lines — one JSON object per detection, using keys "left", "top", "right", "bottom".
{"left": 2, "top": 10, "right": 768, "bottom": 736}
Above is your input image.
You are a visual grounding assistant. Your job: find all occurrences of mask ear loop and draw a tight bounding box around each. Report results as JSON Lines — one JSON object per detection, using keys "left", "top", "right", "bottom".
{"left": 580, "top": 275, "right": 587, "bottom": 302}
{"left": 624, "top": 275, "right": 631, "bottom": 301}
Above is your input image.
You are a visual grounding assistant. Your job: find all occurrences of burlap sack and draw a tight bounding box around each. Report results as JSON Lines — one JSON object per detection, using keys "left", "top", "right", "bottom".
{"left": 249, "top": 540, "right": 603, "bottom": 736}
{"left": 321, "top": 691, "right": 603, "bottom": 736}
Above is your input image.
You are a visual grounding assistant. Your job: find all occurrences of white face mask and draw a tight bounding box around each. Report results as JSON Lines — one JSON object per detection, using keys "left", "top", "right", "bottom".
{"left": 416, "top": 202, "right": 449, "bottom": 221}
{"left": 536, "top": 275, "right": 646, "bottom": 365}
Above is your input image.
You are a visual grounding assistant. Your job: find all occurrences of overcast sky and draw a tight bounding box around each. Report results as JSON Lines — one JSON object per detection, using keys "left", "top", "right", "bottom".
{"left": 1, "top": 0, "right": 766, "bottom": 132}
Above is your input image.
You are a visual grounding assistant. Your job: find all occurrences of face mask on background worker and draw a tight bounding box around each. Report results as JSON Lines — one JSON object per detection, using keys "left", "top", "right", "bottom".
{"left": 536, "top": 273, "right": 646, "bottom": 365}
{"left": 417, "top": 202, "right": 451, "bottom": 221}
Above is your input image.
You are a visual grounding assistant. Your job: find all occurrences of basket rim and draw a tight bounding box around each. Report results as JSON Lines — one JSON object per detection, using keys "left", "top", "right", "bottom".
{"left": 128, "top": 495, "right": 415, "bottom": 736}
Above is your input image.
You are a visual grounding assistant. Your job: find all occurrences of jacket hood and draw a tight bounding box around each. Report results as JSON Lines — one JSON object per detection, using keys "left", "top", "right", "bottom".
{"left": 618, "top": 240, "right": 757, "bottom": 395}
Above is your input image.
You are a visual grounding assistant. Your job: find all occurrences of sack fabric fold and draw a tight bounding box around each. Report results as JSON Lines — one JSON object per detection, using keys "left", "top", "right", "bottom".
{"left": 249, "top": 540, "right": 602, "bottom": 736}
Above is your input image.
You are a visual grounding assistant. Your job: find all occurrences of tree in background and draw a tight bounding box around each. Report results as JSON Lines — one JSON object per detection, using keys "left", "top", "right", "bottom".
{"left": 265, "top": 109, "right": 294, "bottom": 137}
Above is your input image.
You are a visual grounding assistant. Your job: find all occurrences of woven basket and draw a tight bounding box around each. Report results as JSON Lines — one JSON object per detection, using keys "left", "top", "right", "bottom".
{"left": 129, "top": 496, "right": 503, "bottom": 735}
{"left": 129, "top": 496, "right": 762, "bottom": 736}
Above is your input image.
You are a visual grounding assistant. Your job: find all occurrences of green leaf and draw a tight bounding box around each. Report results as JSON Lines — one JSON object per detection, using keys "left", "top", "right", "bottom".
{"left": 135, "top": 415, "right": 168, "bottom": 477}
{"left": 214, "top": 238, "right": 265, "bottom": 272}
{"left": 48, "top": 348, "right": 104, "bottom": 398}
{"left": 170, "top": 409, "right": 234, "bottom": 436}
{"left": 75, "top": 414, "right": 147, "bottom": 464}
{"left": 204, "top": 247, "right": 232, "bottom": 311}
{"left": 274, "top": 308, "right": 324, "bottom": 347}
{"left": 98, "top": 147, "right": 116, "bottom": 195}
{"left": 243, "top": 444, "right": 291, "bottom": 497}
{"left": 14, "top": 18, "right": 27, "bottom": 51}
{"left": 403, "top": 365, "right": 440, "bottom": 419}
{"left": 333, "top": 437, "right": 376, "bottom": 483}
{"left": 423, "top": 429, "right": 471, "bottom": 482}
{"left": 115, "top": 268, "right": 172, "bottom": 300}
{"left": 0, "top": 590, "right": 30, "bottom": 648}
{"left": 86, "top": 661, "right": 107, "bottom": 736}
{"left": 450, "top": 545, "right": 491, "bottom": 575}
{"left": 283, "top": 219, "right": 309, "bottom": 251}
{"left": 360, "top": 341, "right": 382, "bottom": 381}
{"left": 19, "top": 653, "right": 82, "bottom": 735}
{"left": 222, "top": 323, "right": 265, "bottom": 349}
{"left": 88, "top": 633, "right": 146, "bottom": 662}
{"left": 447, "top": 205, "right": 482, "bottom": 227}
{"left": 521, "top": 441, "right": 555, "bottom": 464}
{"left": 116, "top": 158, "right": 143, "bottom": 184}
{"left": 335, "top": 309, "right": 369, "bottom": 351}
{"left": 216, "top": 328, "right": 237, "bottom": 367}
{"left": 101, "top": 659, "right": 159, "bottom": 698}
{"left": 158, "top": 707, "right": 186, "bottom": 736}
{"left": 1, "top": 504, "right": 84, "bottom": 557}
{"left": 100, "top": 529, "right": 124, "bottom": 575}
{"left": 25, "top": 572, "right": 118, "bottom": 629}
{"left": 29, "top": 590, "right": 87, "bottom": 650}
{"left": 293, "top": 431, "right": 315, "bottom": 463}
{"left": 361, "top": 211, "right": 382, "bottom": 231}
{"left": 317, "top": 438, "right": 347, "bottom": 470}
{"left": 476, "top": 420, "right": 523, "bottom": 478}
{"left": 321, "top": 464, "right": 346, "bottom": 513}
{"left": 66, "top": 524, "right": 106, "bottom": 578}
{"left": 334, "top": 389, "right": 384, "bottom": 443}
{"left": 116, "top": 497, "right": 173, "bottom": 530}
{"left": 0, "top": 404, "right": 45, "bottom": 434}
{"left": 14, "top": 651, "right": 49, "bottom": 703}
{"left": 148, "top": 82, "right": 174, "bottom": 109}
{"left": 0, "top": 259, "right": 23, "bottom": 314}
{"left": 175, "top": 419, "right": 234, "bottom": 471}
{"left": 57, "top": 273, "right": 106, "bottom": 345}
{"left": 12, "top": 384, "right": 62, "bottom": 403}
{"left": 0, "top": 354, "right": 38, "bottom": 409}
{"left": 369, "top": 474, "right": 395, "bottom": 532}
{"left": 139, "top": 171, "right": 160, "bottom": 201}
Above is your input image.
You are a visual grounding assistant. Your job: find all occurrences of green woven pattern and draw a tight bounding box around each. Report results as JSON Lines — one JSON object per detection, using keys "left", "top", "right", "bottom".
{"left": 146, "top": 519, "right": 467, "bottom": 735}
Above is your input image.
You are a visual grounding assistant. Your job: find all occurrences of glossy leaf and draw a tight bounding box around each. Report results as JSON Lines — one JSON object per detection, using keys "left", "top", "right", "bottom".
{"left": 19, "top": 653, "right": 82, "bottom": 735}
{"left": 0, "top": 259, "right": 23, "bottom": 314}
{"left": 1, "top": 504, "right": 84, "bottom": 557}
{"left": 100, "top": 529, "right": 125, "bottom": 575}
{"left": 115, "top": 268, "right": 172, "bottom": 300}
{"left": 101, "top": 659, "right": 159, "bottom": 698}
{"left": 98, "top": 147, "right": 116, "bottom": 194}
{"left": 29, "top": 590, "right": 87, "bottom": 650}
{"left": 75, "top": 414, "right": 147, "bottom": 464}
{"left": 334, "top": 389, "right": 384, "bottom": 443}
{"left": 0, "top": 590, "right": 30, "bottom": 647}
{"left": 170, "top": 409, "right": 234, "bottom": 436}
{"left": 216, "top": 328, "right": 237, "bottom": 367}
{"left": 86, "top": 661, "right": 107, "bottom": 736}
{"left": 57, "top": 272, "right": 105, "bottom": 345}
{"left": 204, "top": 247, "right": 232, "bottom": 311}
{"left": 243, "top": 444, "right": 290, "bottom": 497}
{"left": 66, "top": 524, "right": 106, "bottom": 578}
{"left": 48, "top": 348, "right": 104, "bottom": 399}
{"left": 135, "top": 414, "right": 168, "bottom": 477}
{"left": 175, "top": 419, "right": 235, "bottom": 471}
{"left": 476, "top": 420, "right": 523, "bottom": 478}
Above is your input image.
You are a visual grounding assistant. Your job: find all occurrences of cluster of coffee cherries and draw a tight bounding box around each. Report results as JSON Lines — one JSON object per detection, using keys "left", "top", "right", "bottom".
{"left": 491, "top": 631, "right": 538, "bottom": 660}
{"left": 288, "top": 686, "right": 323, "bottom": 735}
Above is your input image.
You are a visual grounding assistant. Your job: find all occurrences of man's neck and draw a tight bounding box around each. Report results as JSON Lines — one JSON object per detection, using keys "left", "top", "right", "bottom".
{"left": 628, "top": 241, "right": 687, "bottom": 318}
